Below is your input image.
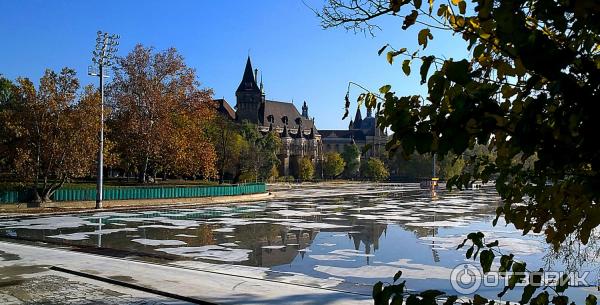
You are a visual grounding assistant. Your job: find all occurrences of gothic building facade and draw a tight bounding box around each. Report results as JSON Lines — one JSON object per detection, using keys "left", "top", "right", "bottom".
{"left": 217, "top": 57, "right": 323, "bottom": 178}
{"left": 320, "top": 105, "right": 388, "bottom": 159}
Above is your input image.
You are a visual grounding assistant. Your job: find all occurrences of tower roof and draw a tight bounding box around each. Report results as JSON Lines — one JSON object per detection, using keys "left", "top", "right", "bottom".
{"left": 353, "top": 106, "right": 363, "bottom": 129}
{"left": 236, "top": 56, "right": 260, "bottom": 92}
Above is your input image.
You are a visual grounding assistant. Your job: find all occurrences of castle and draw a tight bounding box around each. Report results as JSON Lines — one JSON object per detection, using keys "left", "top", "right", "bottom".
{"left": 216, "top": 57, "right": 322, "bottom": 178}
{"left": 216, "top": 57, "right": 387, "bottom": 178}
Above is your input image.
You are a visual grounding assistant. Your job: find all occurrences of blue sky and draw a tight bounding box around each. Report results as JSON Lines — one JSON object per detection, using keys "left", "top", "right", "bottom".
{"left": 0, "top": 1, "right": 466, "bottom": 129}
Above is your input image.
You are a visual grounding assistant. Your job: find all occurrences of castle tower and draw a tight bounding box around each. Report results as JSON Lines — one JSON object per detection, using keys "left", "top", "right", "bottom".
{"left": 351, "top": 106, "right": 363, "bottom": 129}
{"left": 235, "top": 56, "right": 264, "bottom": 123}
{"left": 302, "top": 101, "right": 309, "bottom": 119}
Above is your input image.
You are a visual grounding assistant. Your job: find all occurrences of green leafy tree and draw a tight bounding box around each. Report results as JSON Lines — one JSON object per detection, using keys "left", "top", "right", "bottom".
{"left": 317, "top": 0, "right": 600, "bottom": 249}
{"left": 239, "top": 121, "right": 282, "bottom": 181}
{"left": 298, "top": 157, "right": 315, "bottom": 181}
{"left": 323, "top": 152, "right": 346, "bottom": 178}
{"left": 342, "top": 143, "right": 360, "bottom": 178}
{"left": 209, "top": 114, "right": 245, "bottom": 183}
{"left": 361, "top": 157, "right": 390, "bottom": 181}
{"left": 390, "top": 152, "right": 434, "bottom": 180}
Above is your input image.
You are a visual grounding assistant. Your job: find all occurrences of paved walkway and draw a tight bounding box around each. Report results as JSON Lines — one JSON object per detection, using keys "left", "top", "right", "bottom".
{"left": 0, "top": 241, "right": 370, "bottom": 305}
{"left": 0, "top": 193, "right": 272, "bottom": 217}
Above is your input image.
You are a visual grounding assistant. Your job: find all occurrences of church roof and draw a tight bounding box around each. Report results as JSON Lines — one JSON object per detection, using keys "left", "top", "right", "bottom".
{"left": 213, "top": 98, "right": 236, "bottom": 120}
{"left": 353, "top": 107, "right": 363, "bottom": 129}
{"left": 236, "top": 57, "right": 260, "bottom": 93}
{"left": 262, "top": 100, "right": 317, "bottom": 133}
{"left": 320, "top": 129, "right": 366, "bottom": 141}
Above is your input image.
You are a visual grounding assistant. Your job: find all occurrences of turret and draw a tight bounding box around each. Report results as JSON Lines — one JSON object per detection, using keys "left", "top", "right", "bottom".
{"left": 352, "top": 106, "right": 363, "bottom": 129}
{"left": 235, "top": 56, "right": 264, "bottom": 123}
{"left": 302, "top": 101, "right": 309, "bottom": 119}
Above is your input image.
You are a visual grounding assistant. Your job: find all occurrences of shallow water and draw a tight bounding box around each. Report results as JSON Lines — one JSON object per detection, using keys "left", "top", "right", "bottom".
{"left": 0, "top": 183, "right": 597, "bottom": 302}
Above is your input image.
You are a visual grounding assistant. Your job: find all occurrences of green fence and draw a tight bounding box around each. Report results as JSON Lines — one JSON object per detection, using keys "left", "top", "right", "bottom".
{"left": 0, "top": 183, "right": 266, "bottom": 204}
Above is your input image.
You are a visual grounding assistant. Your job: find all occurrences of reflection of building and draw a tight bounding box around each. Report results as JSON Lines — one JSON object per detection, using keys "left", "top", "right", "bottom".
{"left": 215, "top": 57, "right": 322, "bottom": 178}
{"left": 321, "top": 106, "right": 388, "bottom": 159}
{"left": 349, "top": 219, "right": 387, "bottom": 264}
{"left": 232, "top": 223, "right": 318, "bottom": 267}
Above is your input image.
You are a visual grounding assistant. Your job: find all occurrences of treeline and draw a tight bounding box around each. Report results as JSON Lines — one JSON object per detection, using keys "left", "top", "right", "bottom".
{"left": 0, "top": 44, "right": 280, "bottom": 201}
{"left": 321, "top": 143, "right": 496, "bottom": 182}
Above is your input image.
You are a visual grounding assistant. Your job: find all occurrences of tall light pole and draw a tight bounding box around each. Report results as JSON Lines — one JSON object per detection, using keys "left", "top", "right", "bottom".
{"left": 90, "top": 31, "right": 119, "bottom": 209}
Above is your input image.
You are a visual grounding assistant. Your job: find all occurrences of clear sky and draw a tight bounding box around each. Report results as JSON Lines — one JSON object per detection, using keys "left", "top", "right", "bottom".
{"left": 0, "top": 0, "right": 466, "bottom": 130}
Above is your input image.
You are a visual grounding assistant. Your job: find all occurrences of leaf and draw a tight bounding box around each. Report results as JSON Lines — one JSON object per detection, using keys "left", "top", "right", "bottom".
{"left": 473, "top": 294, "right": 488, "bottom": 305}
{"left": 380, "top": 85, "right": 392, "bottom": 94}
{"left": 520, "top": 285, "right": 537, "bottom": 305}
{"left": 393, "top": 270, "right": 403, "bottom": 282}
{"left": 373, "top": 281, "right": 384, "bottom": 300}
{"left": 387, "top": 48, "right": 407, "bottom": 64}
{"left": 445, "top": 59, "right": 470, "bottom": 85}
{"left": 443, "top": 296, "right": 458, "bottom": 305}
{"left": 378, "top": 44, "right": 389, "bottom": 56}
{"left": 456, "top": 238, "right": 468, "bottom": 249}
{"left": 555, "top": 274, "right": 569, "bottom": 293}
{"left": 402, "top": 10, "right": 419, "bottom": 30}
{"left": 466, "top": 245, "right": 474, "bottom": 258}
{"left": 479, "top": 249, "right": 495, "bottom": 273}
{"left": 418, "top": 28, "right": 432, "bottom": 49}
{"left": 342, "top": 92, "right": 350, "bottom": 119}
{"left": 419, "top": 56, "right": 434, "bottom": 84}
{"left": 402, "top": 60, "right": 411, "bottom": 76}
{"left": 414, "top": 0, "right": 422, "bottom": 10}
{"left": 586, "top": 295, "right": 597, "bottom": 305}
{"left": 485, "top": 240, "right": 499, "bottom": 247}
{"left": 451, "top": 0, "right": 462, "bottom": 5}
{"left": 458, "top": 1, "right": 466, "bottom": 14}
{"left": 390, "top": 0, "right": 403, "bottom": 12}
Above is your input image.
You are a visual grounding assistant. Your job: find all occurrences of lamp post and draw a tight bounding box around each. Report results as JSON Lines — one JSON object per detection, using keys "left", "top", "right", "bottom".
{"left": 89, "top": 31, "right": 119, "bottom": 209}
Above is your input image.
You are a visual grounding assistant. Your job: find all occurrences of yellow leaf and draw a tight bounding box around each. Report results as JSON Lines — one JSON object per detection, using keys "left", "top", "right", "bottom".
{"left": 451, "top": 0, "right": 462, "bottom": 5}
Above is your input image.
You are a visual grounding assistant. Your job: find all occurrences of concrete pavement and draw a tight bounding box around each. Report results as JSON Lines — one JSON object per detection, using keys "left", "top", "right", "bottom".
{"left": 0, "top": 241, "right": 371, "bottom": 305}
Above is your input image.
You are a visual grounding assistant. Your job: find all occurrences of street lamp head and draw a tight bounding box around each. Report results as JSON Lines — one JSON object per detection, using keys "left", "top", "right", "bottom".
{"left": 92, "top": 30, "right": 120, "bottom": 68}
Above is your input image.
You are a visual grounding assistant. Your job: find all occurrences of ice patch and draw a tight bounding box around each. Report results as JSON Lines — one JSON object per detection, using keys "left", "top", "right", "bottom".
{"left": 156, "top": 245, "right": 252, "bottom": 262}
{"left": 131, "top": 238, "right": 187, "bottom": 246}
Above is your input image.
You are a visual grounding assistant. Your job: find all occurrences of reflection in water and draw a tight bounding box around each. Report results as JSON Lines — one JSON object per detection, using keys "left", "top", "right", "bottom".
{"left": 0, "top": 183, "right": 596, "bottom": 302}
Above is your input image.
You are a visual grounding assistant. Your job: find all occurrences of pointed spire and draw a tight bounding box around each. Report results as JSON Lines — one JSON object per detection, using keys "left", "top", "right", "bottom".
{"left": 294, "top": 124, "right": 303, "bottom": 138}
{"left": 302, "top": 101, "right": 309, "bottom": 118}
{"left": 308, "top": 128, "right": 315, "bottom": 139}
{"left": 236, "top": 56, "right": 260, "bottom": 93}
{"left": 260, "top": 74, "right": 264, "bottom": 94}
{"left": 281, "top": 124, "right": 290, "bottom": 138}
{"left": 353, "top": 106, "right": 363, "bottom": 129}
{"left": 349, "top": 119, "right": 354, "bottom": 130}
{"left": 366, "top": 106, "right": 372, "bottom": 118}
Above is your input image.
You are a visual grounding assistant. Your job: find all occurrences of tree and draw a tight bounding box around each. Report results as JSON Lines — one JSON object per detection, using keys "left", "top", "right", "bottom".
{"left": 323, "top": 152, "right": 346, "bottom": 178}
{"left": 389, "top": 151, "right": 434, "bottom": 180}
{"left": 209, "top": 116, "right": 245, "bottom": 183}
{"left": 239, "top": 121, "right": 281, "bottom": 181}
{"left": 298, "top": 157, "right": 315, "bottom": 181}
{"left": 342, "top": 143, "right": 360, "bottom": 178}
{"left": 108, "top": 44, "right": 216, "bottom": 182}
{"left": 361, "top": 157, "right": 390, "bottom": 181}
{"left": 317, "top": 0, "right": 600, "bottom": 249}
{"left": 0, "top": 77, "right": 17, "bottom": 170}
{"left": 3, "top": 69, "right": 99, "bottom": 202}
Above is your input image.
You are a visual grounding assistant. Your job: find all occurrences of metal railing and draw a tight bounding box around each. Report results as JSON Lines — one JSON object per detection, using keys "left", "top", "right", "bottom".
{"left": 0, "top": 183, "right": 266, "bottom": 204}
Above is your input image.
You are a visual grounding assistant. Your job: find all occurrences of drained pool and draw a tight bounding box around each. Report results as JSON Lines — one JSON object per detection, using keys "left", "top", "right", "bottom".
{"left": 0, "top": 183, "right": 597, "bottom": 302}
